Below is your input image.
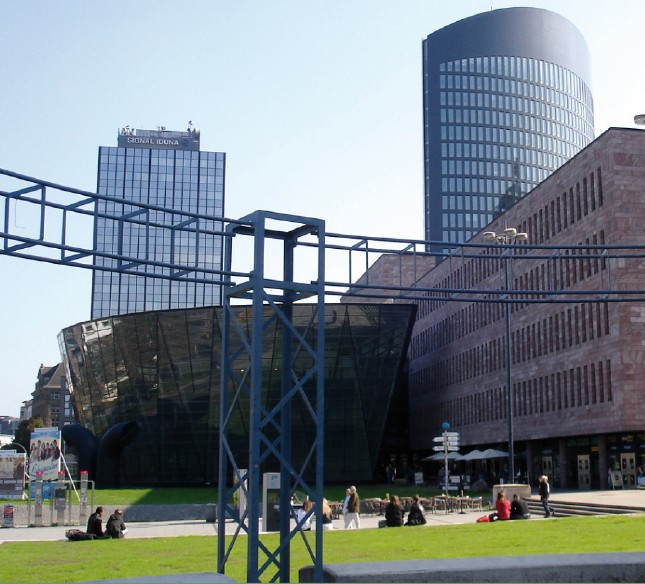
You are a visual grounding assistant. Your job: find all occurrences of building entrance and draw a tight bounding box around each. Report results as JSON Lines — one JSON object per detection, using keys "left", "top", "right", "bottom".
{"left": 621, "top": 453, "right": 636, "bottom": 487}
{"left": 577, "top": 455, "right": 591, "bottom": 489}
{"left": 541, "top": 456, "right": 553, "bottom": 478}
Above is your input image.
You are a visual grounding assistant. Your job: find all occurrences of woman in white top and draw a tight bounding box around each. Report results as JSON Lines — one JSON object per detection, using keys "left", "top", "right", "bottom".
{"left": 297, "top": 499, "right": 313, "bottom": 531}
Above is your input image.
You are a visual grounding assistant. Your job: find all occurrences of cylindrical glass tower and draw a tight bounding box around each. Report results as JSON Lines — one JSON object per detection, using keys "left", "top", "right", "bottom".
{"left": 423, "top": 8, "right": 594, "bottom": 249}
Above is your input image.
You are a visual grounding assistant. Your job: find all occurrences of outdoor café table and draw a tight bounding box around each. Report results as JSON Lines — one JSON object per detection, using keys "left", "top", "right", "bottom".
{"left": 452, "top": 496, "right": 470, "bottom": 514}
{"left": 436, "top": 495, "right": 470, "bottom": 513}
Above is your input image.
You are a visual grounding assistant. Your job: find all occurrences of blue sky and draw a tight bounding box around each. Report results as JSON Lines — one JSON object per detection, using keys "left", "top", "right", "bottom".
{"left": 1, "top": 0, "right": 644, "bottom": 416}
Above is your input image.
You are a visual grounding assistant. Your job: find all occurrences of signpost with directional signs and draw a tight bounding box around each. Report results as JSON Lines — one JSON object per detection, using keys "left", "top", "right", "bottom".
{"left": 435, "top": 423, "right": 460, "bottom": 496}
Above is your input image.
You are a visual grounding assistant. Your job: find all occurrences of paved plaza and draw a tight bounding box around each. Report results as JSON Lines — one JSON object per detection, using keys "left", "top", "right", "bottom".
{"left": 0, "top": 489, "right": 642, "bottom": 544}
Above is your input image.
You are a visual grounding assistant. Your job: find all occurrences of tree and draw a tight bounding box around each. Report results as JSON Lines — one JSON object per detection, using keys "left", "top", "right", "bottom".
{"left": 13, "top": 417, "right": 45, "bottom": 454}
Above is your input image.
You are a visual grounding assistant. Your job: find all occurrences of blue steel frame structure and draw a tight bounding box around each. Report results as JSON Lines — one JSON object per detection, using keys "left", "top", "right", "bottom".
{"left": 4, "top": 168, "right": 645, "bottom": 582}
{"left": 217, "top": 211, "right": 325, "bottom": 582}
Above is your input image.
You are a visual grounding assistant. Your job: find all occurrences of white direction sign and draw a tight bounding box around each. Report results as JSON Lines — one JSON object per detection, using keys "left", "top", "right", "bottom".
{"left": 433, "top": 445, "right": 460, "bottom": 452}
{"left": 443, "top": 432, "right": 460, "bottom": 438}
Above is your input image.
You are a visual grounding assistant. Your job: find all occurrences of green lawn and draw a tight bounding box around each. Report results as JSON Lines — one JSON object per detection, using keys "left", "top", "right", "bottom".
{"left": 1, "top": 484, "right": 455, "bottom": 506}
{"left": 2, "top": 515, "right": 644, "bottom": 583}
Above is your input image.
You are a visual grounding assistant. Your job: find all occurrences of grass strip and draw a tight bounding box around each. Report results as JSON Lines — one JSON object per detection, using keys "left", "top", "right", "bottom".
{"left": 1, "top": 515, "right": 643, "bottom": 583}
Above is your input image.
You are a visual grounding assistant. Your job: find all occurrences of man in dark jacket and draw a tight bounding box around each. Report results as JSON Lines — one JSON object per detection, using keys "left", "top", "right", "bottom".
{"left": 510, "top": 494, "right": 531, "bottom": 520}
{"left": 106, "top": 509, "right": 127, "bottom": 538}
{"left": 86, "top": 506, "right": 108, "bottom": 538}
{"left": 538, "top": 475, "right": 555, "bottom": 518}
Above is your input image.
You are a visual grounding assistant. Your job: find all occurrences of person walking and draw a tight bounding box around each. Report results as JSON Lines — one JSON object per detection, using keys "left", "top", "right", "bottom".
{"left": 538, "top": 475, "right": 555, "bottom": 518}
{"left": 344, "top": 485, "right": 361, "bottom": 529}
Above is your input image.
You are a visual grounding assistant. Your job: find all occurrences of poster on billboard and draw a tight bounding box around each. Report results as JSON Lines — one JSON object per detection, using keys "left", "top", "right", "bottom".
{"left": 28, "top": 427, "right": 61, "bottom": 481}
{"left": 0, "top": 451, "right": 26, "bottom": 499}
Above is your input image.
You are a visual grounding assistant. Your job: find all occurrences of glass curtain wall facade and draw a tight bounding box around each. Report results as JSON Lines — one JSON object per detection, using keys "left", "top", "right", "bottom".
{"left": 92, "top": 128, "right": 225, "bottom": 318}
{"left": 59, "top": 303, "right": 416, "bottom": 486}
{"left": 423, "top": 8, "right": 595, "bottom": 250}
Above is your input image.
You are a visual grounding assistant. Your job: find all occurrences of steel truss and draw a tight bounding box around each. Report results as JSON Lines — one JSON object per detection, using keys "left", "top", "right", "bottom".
{"left": 218, "top": 211, "right": 325, "bottom": 583}
{"left": 4, "top": 169, "right": 645, "bottom": 583}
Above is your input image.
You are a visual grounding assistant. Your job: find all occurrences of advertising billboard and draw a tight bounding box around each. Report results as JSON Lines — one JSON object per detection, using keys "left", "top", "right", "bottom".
{"left": 0, "top": 451, "right": 26, "bottom": 499}
{"left": 28, "top": 427, "right": 61, "bottom": 481}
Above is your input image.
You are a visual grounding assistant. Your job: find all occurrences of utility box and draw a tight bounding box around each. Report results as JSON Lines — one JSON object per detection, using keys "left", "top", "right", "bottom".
{"left": 262, "top": 473, "right": 281, "bottom": 533}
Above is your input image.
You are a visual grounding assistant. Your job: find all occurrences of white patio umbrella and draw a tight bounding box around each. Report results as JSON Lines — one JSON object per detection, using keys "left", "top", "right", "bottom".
{"left": 479, "top": 448, "right": 509, "bottom": 459}
{"left": 461, "top": 449, "right": 484, "bottom": 461}
{"left": 422, "top": 451, "right": 464, "bottom": 462}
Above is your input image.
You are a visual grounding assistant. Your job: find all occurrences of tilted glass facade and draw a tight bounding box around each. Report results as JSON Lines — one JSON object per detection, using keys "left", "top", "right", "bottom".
{"left": 92, "top": 130, "right": 225, "bottom": 318}
{"left": 423, "top": 8, "right": 595, "bottom": 250}
{"left": 59, "top": 303, "right": 416, "bottom": 486}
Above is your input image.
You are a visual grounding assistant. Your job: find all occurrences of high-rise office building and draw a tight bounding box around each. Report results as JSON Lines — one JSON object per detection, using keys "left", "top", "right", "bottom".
{"left": 422, "top": 8, "right": 595, "bottom": 248}
{"left": 91, "top": 127, "right": 225, "bottom": 318}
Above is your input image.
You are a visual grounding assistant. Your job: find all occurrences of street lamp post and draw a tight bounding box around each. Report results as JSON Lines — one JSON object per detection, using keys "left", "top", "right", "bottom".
{"left": 483, "top": 228, "right": 528, "bottom": 482}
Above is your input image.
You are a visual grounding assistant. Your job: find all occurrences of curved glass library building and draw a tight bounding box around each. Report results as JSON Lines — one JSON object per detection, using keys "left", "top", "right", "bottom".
{"left": 59, "top": 303, "right": 416, "bottom": 487}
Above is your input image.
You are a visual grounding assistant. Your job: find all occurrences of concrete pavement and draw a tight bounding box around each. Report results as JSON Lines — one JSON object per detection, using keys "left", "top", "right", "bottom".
{"left": 0, "top": 489, "right": 642, "bottom": 544}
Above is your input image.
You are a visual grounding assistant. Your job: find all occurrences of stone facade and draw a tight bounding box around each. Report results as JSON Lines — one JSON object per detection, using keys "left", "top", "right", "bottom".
{"left": 408, "top": 128, "right": 645, "bottom": 488}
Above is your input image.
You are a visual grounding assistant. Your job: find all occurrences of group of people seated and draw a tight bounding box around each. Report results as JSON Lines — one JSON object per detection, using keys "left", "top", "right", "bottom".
{"left": 86, "top": 506, "right": 128, "bottom": 539}
{"left": 380, "top": 494, "right": 426, "bottom": 528}
{"left": 489, "top": 490, "right": 531, "bottom": 521}
{"left": 295, "top": 498, "right": 335, "bottom": 531}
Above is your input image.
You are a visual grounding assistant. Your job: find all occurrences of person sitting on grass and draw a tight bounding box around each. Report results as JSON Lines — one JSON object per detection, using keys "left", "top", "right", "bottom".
{"left": 106, "top": 509, "right": 127, "bottom": 538}
{"left": 405, "top": 495, "right": 426, "bottom": 526}
{"left": 86, "top": 506, "right": 108, "bottom": 539}
{"left": 297, "top": 499, "right": 313, "bottom": 531}
{"left": 384, "top": 495, "right": 404, "bottom": 527}
{"left": 321, "top": 498, "right": 334, "bottom": 530}
{"left": 489, "top": 490, "right": 510, "bottom": 521}
{"left": 510, "top": 494, "right": 531, "bottom": 520}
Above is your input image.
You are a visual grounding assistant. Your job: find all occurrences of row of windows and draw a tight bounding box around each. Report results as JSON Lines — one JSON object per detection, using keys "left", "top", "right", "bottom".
{"left": 428, "top": 227, "right": 606, "bottom": 317}
{"left": 441, "top": 229, "right": 479, "bottom": 244}
{"left": 443, "top": 212, "right": 494, "bottom": 229}
{"left": 99, "top": 166, "right": 224, "bottom": 180}
{"left": 443, "top": 193, "right": 506, "bottom": 212}
{"left": 411, "top": 301, "right": 610, "bottom": 377}
{"left": 439, "top": 115, "right": 585, "bottom": 160}
{"left": 423, "top": 169, "right": 604, "bottom": 312}
{"left": 100, "top": 147, "right": 224, "bottom": 166}
{"left": 441, "top": 141, "right": 566, "bottom": 171}
{"left": 439, "top": 79, "right": 590, "bottom": 119}
{"left": 441, "top": 173, "right": 540, "bottom": 194}
{"left": 439, "top": 56, "right": 591, "bottom": 105}
{"left": 438, "top": 77, "right": 591, "bottom": 124}
{"left": 100, "top": 172, "right": 224, "bottom": 185}
{"left": 520, "top": 172, "right": 603, "bottom": 245}
{"left": 437, "top": 359, "right": 613, "bottom": 429}
{"left": 97, "top": 188, "right": 223, "bottom": 212}
{"left": 440, "top": 130, "right": 582, "bottom": 168}
{"left": 91, "top": 278, "right": 221, "bottom": 318}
